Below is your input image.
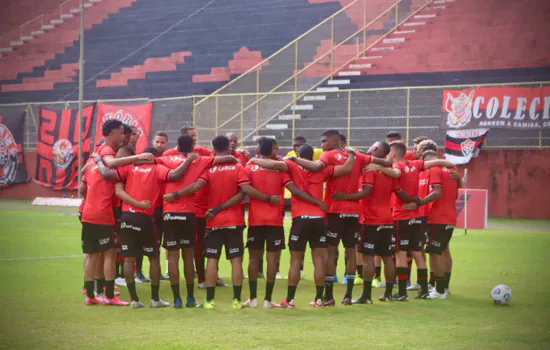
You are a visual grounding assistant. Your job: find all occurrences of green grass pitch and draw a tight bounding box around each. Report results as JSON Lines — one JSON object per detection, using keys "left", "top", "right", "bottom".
{"left": 0, "top": 200, "right": 549, "bottom": 349}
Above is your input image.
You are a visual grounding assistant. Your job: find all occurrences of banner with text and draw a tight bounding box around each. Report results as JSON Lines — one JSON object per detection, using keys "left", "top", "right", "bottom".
{"left": 35, "top": 104, "right": 95, "bottom": 190}
{"left": 95, "top": 103, "right": 152, "bottom": 153}
{"left": 441, "top": 86, "right": 550, "bottom": 130}
{"left": 0, "top": 107, "right": 28, "bottom": 186}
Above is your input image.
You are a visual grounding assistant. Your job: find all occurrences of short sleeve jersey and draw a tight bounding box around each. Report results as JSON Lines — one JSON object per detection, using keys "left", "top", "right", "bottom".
{"left": 405, "top": 150, "right": 415, "bottom": 161}
{"left": 233, "top": 151, "right": 250, "bottom": 165}
{"left": 286, "top": 160, "right": 333, "bottom": 218}
{"left": 392, "top": 159, "right": 425, "bottom": 220}
{"left": 245, "top": 164, "right": 292, "bottom": 226}
{"left": 199, "top": 164, "right": 250, "bottom": 229}
{"left": 427, "top": 166, "right": 459, "bottom": 225}
{"left": 96, "top": 144, "right": 121, "bottom": 207}
{"left": 157, "top": 155, "right": 214, "bottom": 214}
{"left": 81, "top": 164, "right": 116, "bottom": 226}
{"left": 319, "top": 150, "right": 371, "bottom": 214}
{"left": 116, "top": 164, "right": 171, "bottom": 216}
{"left": 361, "top": 171, "right": 395, "bottom": 225}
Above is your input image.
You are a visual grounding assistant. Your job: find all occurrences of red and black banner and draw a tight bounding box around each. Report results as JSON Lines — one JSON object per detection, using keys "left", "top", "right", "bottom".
{"left": 444, "top": 128, "right": 489, "bottom": 165}
{"left": 441, "top": 86, "right": 550, "bottom": 130}
{"left": 95, "top": 103, "right": 152, "bottom": 153}
{"left": 0, "top": 107, "right": 29, "bottom": 187}
{"left": 35, "top": 104, "right": 95, "bottom": 190}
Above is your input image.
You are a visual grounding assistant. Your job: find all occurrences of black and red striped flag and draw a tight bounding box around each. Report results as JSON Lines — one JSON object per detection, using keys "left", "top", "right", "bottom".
{"left": 34, "top": 104, "right": 95, "bottom": 190}
{"left": 0, "top": 106, "right": 29, "bottom": 187}
{"left": 444, "top": 128, "right": 489, "bottom": 165}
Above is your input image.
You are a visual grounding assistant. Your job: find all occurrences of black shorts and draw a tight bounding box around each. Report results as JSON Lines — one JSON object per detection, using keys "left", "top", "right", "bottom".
{"left": 81, "top": 222, "right": 116, "bottom": 254}
{"left": 247, "top": 226, "right": 286, "bottom": 252}
{"left": 204, "top": 226, "right": 244, "bottom": 260}
{"left": 196, "top": 217, "right": 206, "bottom": 240}
{"left": 358, "top": 224, "right": 395, "bottom": 256}
{"left": 163, "top": 212, "right": 196, "bottom": 250}
{"left": 154, "top": 206, "right": 163, "bottom": 238}
{"left": 119, "top": 212, "right": 159, "bottom": 258}
{"left": 426, "top": 224, "right": 454, "bottom": 255}
{"left": 418, "top": 216, "right": 429, "bottom": 243}
{"left": 288, "top": 216, "right": 327, "bottom": 251}
{"left": 395, "top": 218, "right": 424, "bottom": 252}
{"left": 326, "top": 214, "right": 361, "bottom": 248}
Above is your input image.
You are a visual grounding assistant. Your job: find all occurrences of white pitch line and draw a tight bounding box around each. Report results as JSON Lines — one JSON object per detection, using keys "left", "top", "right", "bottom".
{"left": 0, "top": 254, "right": 83, "bottom": 262}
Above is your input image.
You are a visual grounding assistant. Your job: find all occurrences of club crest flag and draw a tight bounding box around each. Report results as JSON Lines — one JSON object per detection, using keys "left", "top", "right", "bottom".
{"left": 0, "top": 106, "right": 29, "bottom": 186}
{"left": 95, "top": 103, "right": 152, "bottom": 153}
{"left": 444, "top": 128, "right": 489, "bottom": 165}
{"left": 441, "top": 86, "right": 550, "bottom": 130}
{"left": 35, "top": 104, "right": 95, "bottom": 189}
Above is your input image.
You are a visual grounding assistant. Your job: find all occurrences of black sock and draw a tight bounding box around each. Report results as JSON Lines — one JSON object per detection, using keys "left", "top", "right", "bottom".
{"left": 345, "top": 274, "right": 355, "bottom": 298}
{"left": 95, "top": 279, "right": 105, "bottom": 294}
{"left": 324, "top": 275, "right": 334, "bottom": 300}
{"left": 249, "top": 280, "right": 258, "bottom": 299}
{"left": 265, "top": 282, "right": 275, "bottom": 302}
{"left": 186, "top": 283, "right": 194, "bottom": 299}
{"left": 127, "top": 282, "right": 139, "bottom": 302}
{"left": 417, "top": 268, "right": 428, "bottom": 294}
{"left": 315, "top": 285, "right": 324, "bottom": 300}
{"left": 375, "top": 266, "right": 381, "bottom": 280}
{"left": 233, "top": 285, "right": 242, "bottom": 301}
{"left": 429, "top": 271, "right": 436, "bottom": 286}
{"left": 444, "top": 272, "right": 451, "bottom": 288}
{"left": 171, "top": 283, "right": 180, "bottom": 299}
{"left": 362, "top": 280, "right": 372, "bottom": 299}
{"left": 85, "top": 280, "right": 95, "bottom": 299}
{"left": 151, "top": 284, "right": 160, "bottom": 301}
{"left": 105, "top": 280, "right": 115, "bottom": 299}
{"left": 384, "top": 282, "right": 394, "bottom": 297}
{"left": 206, "top": 286, "right": 215, "bottom": 301}
{"left": 356, "top": 265, "right": 363, "bottom": 279}
{"left": 436, "top": 276, "right": 445, "bottom": 294}
{"left": 406, "top": 260, "right": 412, "bottom": 282}
{"left": 136, "top": 254, "right": 143, "bottom": 274}
{"left": 396, "top": 267, "right": 408, "bottom": 296}
{"left": 286, "top": 285, "right": 297, "bottom": 301}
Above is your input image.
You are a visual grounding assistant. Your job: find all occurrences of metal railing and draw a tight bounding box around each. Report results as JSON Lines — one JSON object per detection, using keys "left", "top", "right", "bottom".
{"left": 6, "top": 81, "right": 549, "bottom": 151}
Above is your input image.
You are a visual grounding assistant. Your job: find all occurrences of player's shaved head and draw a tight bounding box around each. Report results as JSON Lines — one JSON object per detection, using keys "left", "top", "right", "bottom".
{"left": 321, "top": 129, "right": 341, "bottom": 151}
{"left": 143, "top": 146, "right": 162, "bottom": 157}
{"left": 386, "top": 131, "right": 403, "bottom": 144}
{"left": 258, "top": 137, "right": 277, "bottom": 157}
{"left": 421, "top": 150, "right": 437, "bottom": 161}
{"left": 212, "top": 135, "right": 230, "bottom": 152}
{"left": 177, "top": 134, "right": 194, "bottom": 153}
{"left": 297, "top": 144, "right": 314, "bottom": 161}
{"left": 368, "top": 141, "right": 390, "bottom": 158}
{"left": 389, "top": 141, "right": 407, "bottom": 157}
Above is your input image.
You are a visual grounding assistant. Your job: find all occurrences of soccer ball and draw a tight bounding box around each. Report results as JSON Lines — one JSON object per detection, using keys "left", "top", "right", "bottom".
{"left": 491, "top": 284, "right": 512, "bottom": 305}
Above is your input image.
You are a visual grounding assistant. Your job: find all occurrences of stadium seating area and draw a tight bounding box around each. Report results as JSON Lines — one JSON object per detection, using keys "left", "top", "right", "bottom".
{"left": 254, "top": 0, "right": 550, "bottom": 147}
{"left": 0, "top": 0, "right": 344, "bottom": 102}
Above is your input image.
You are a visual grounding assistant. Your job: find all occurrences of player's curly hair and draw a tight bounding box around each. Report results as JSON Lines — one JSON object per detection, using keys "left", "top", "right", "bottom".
{"left": 417, "top": 139, "right": 437, "bottom": 152}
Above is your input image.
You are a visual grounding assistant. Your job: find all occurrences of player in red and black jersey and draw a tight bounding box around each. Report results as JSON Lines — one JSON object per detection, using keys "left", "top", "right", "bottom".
{"left": 96, "top": 146, "right": 193, "bottom": 309}
{"left": 248, "top": 143, "right": 354, "bottom": 307}
{"left": 244, "top": 138, "right": 326, "bottom": 309}
{"left": 287, "top": 130, "right": 391, "bottom": 306}
{"left": 404, "top": 150, "right": 459, "bottom": 299}
{"left": 227, "top": 132, "right": 250, "bottom": 165}
{"left": 158, "top": 135, "right": 239, "bottom": 308}
{"left": 332, "top": 141, "right": 397, "bottom": 303}
{"left": 165, "top": 135, "right": 274, "bottom": 309}
{"left": 163, "top": 125, "right": 212, "bottom": 157}
{"left": 386, "top": 131, "right": 415, "bottom": 161}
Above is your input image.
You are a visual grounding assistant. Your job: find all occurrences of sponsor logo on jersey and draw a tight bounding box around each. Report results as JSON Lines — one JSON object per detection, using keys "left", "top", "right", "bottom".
{"left": 326, "top": 231, "right": 338, "bottom": 238}
{"left": 143, "top": 247, "right": 154, "bottom": 253}
{"left": 300, "top": 215, "right": 324, "bottom": 219}
{"left": 165, "top": 241, "right": 177, "bottom": 247}
{"left": 206, "top": 248, "right": 218, "bottom": 254}
{"left": 274, "top": 240, "right": 282, "bottom": 246}
{"left": 290, "top": 235, "right": 299, "bottom": 241}
{"left": 445, "top": 225, "right": 455, "bottom": 230}
{"left": 99, "top": 238, "right": 110, "bottom": 245}
{"left": 210, "top": 165, "right": 236, "bottom": 173}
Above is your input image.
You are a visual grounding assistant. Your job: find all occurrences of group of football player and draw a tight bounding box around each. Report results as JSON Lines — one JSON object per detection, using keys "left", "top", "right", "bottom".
{"left": 79, "top": 119, "right": 460, "bottom": 309}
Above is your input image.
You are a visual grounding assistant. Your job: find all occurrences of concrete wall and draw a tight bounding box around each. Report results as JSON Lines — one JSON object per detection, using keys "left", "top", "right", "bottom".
{"left": 1, "top": 149, "right": 549, "bottom": 219}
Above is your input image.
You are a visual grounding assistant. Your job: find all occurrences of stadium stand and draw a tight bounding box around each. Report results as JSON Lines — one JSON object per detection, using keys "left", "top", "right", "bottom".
{"left": 0, "top": 0, "right": 344, "bottom": 102}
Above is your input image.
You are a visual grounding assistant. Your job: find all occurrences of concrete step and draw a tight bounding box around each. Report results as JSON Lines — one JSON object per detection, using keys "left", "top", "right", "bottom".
{"left": 349, "top": 64, "right": 372, "bottom": 69}
{"left": 359, "top": 55, "right": 383, "bottom": 60}
{"left": 383, "top": 37, "right": 405, "bottom": 44}
{"left": 303, "top": 95, "right": 326, "bottom": 101}
{"left": 31, "top": 30, "right": 44, "bottom": 35}
{"left": 0, "top": 47, "right": 13, "bottom": 53}
{"left": 60, "top": 14, "right": 74, "bottom": 19}
{"left": 278, "top": 114, "right": 302, "bottom": 120}
{"left": 316, "top": 87, "right": 339, "bottom": 92}
{"left": 404, "top": 22, "right": 426, "bottom": 27}
{"left": 42, "top": 24, "right": 55, "bottom": 30}
{"left": 327, "top": 79, "right": 350, "bottom": 85}
{"left": 50, "top": 19, "right": 63, "bottom": 25}
{"left": 20, "top": 36, "right": 33, "bottom": 41}
{"left": 414, "top": 14, "right": 436, "bottom": 19}
{"left": 394, "top": 30, "right": 415, "bottom": 34}
{"left": 290, "top": 104, "right": 314, "bottom": 111}
{"left": 10, "top": 41, "right": 24, "bottom": 46}
{"left": 371, "top": 46, "right": 394, "bottom": 52}
{"left": 70, "top": 8, "right": 81, "bottom": 13}
{"left": 265, "top": 124, "right": 288, "bottom": 130}
{"left": 338, "top": 71, "right": 361, "bottom": 76}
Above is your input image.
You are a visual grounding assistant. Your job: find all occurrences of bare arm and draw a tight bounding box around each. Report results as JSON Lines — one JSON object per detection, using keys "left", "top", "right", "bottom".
{"left": 205, "top": 191, "right": 245, "bottom": 220}
{"left": 248, "top": 158, "right": 288, "bottom": 172}
{"left": 371, "top": 157, "right": 392, "bottom": 167}
{"left": 333, "top": 151, "right": 355, "bottom": 177}
{"left": 102, "top": 153, "right": 154, "bottom": 169}
{"left": 240, "top": 184, "right": 281, "bottom": 205}
{"left": 80, "top": 162, "right": 91, "bottom": 177}
{"left": 95, "top": 158, "right": 118, "bottom": 181}
{"left": 164, "top": 179, "right": 206, "bottom": 203}
{"left": 167, "top": 153, "right": 197, "bottom": 181}
{"left": 395, "top": 189, "right": 418, "bottom": 203}
{"left": 213, "top": 155, "right": 238, "bottom": 165}
{"left": 115, "top": 182, "right": 151, "bottom": 209}
{"left": 424, "top": 159, "right": 456, "bottom": 170}
{"left": 286, "top": 183, "right": 326, "bottom": 211}
{"left": 290, "top": 158, "right": 325, "bottom": 172}
{"left": 332, "top": 184, "right": 372, "bottom": 201}
{"left": 78, "top": 181, "right": 87, "bottom": 198}
{"left": 366, "top": 164, "right": 401, "bottom": 179}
